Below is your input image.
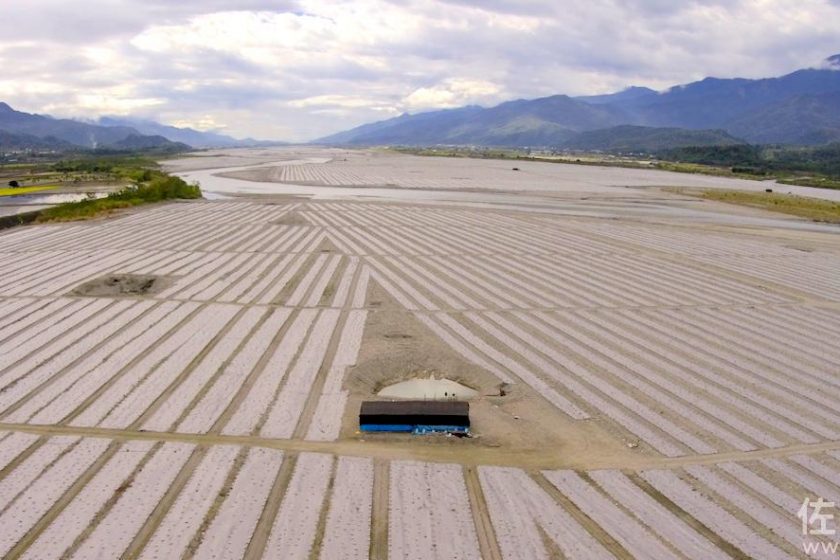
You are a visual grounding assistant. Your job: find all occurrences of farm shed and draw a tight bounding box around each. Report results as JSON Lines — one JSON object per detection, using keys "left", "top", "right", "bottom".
{"left": 359, "top": 400, "right": 470, "bottom": 434}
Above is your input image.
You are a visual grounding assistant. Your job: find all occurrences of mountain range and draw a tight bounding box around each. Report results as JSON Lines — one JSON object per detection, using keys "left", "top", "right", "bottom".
{"left": 0, "top": 103, "right": 269, "bottom": 152}
{"left": 95, "top": 117, "right": 273, "bottom": 149}
{"left": 317, "top": 55, "right": 840, "bottom": 149}
{"left": 4, "top": 55, "right": 840, "bottom": 154}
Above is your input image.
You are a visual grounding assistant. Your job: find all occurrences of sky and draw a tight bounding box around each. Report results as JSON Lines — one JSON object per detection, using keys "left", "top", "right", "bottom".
{"left": 1, "top": 0, "right": 839, "bottom": 141}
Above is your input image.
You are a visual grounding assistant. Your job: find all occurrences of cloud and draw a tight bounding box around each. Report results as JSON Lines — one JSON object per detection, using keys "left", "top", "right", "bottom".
{"left": 287, "top": 95, "right": 393, "bottom": 109}
{"left": 403, "top": 79, "right": 502, "bottom": 110}
{"left": 1, "top": 0, "right": 839, "bottom": 141}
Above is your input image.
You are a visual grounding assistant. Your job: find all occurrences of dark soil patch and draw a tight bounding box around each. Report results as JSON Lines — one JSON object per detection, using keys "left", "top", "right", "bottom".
{"left": 72, "top": 274, "right": 172, "bottom": 297}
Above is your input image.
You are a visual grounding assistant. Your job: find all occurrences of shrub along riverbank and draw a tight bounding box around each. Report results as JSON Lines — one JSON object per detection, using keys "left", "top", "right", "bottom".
{"left": 36, "top": 174, "right": 201, "bottom": 222}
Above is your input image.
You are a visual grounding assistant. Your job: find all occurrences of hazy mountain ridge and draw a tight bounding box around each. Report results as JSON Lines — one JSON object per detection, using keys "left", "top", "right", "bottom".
{"left": 561, "top": 126, "right": 744, "bottom": 152}
{"left": 0, "top": 129, "right": 75, "bottom": 150}
{"left": 95, "top": 117, "right": 278, "bottom": 148}
{"left": 96, "top": 117, "right": 241, "bottom": 148}
{"left": 317, "top": 106, "right": 484, "bottom": 145}
{"left": 5, "top": 55, "right": 840, "bottom": 153}
{"left": 109, "top": 134, "right": 190, "bottom": 152}
{"left": 318, "top": 95, "right": 629, "bottom": 146}
{"left": 317, "top": 55, "right": 840, "bottom": 149}
{"left": 0, "top": 102, "right": 186, "bottom": 151}
{"left": 574, "top": 86, "right": 658, "bottom": 106}
{"left": 0, "top": 103, "right": 280, "bottom": 152}
{"left": 0, "top": 102, "right": 150, "bottom": 149}
{"left": 724, "top": 91, "right": 840, "bottom": 145}
{"left": 622, "top": 68, "right": 840, "bottom": 130}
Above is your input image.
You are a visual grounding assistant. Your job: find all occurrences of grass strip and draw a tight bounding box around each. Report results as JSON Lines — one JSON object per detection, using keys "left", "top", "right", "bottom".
{"left": 697, "top": 189, "right": 840, "bottom": 223}
{"left": 0, "top": 185, "right": 58, "bottom": 197}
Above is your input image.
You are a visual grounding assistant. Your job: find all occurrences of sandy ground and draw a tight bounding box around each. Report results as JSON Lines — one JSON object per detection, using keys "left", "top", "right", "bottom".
{"left": 0, "top": 148, "right": 839, "bottom": 558}
{"left": 166, "top": 146, "right": 840, "bottom": 203}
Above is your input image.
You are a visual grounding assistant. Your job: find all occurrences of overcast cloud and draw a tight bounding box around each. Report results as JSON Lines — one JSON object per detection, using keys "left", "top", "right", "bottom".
{"left": 1, "top": 0, "right": 839, "bottom": 141}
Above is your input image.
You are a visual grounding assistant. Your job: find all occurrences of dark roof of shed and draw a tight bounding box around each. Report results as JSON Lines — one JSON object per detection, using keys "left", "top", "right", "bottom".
{"left": 360, "top": 400, "right": 469, "bottom": 416}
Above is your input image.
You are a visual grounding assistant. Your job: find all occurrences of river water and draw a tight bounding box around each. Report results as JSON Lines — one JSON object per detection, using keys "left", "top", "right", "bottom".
{"left": 0, "top": 192, "right": 109, "bottom": 217}
{"left": 171, "top": 152, "right": 840, "bottom": 233}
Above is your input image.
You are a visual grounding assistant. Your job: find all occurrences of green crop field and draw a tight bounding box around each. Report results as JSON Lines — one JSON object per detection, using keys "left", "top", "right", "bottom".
{"left": 0, "top": 185, "right": 58, "bottom": 197}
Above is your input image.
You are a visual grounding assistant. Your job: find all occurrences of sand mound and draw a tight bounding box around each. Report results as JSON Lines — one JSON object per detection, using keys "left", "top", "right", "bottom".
{"left": 378, "top": 377, "right": 479, "bottom": 400}
{"left": 344, "top": 283, "right": 503, "bottom": 396}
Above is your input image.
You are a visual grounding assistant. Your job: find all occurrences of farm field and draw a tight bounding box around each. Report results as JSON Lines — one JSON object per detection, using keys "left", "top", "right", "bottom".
{"left": 0, "top": 186, "right": 58, "bottom": 197}
{"left": 1, "top": 148, "right": 840, "bottom": 557}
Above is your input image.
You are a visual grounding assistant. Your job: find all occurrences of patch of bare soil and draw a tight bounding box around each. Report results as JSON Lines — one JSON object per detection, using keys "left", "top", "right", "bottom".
{"left": 345, "top": 282, "right": 500, "bottom": 397}
{"left": 271, "top": 210, "right": 311, "bottom": 226}
{"left": 71, "top": 274, "right": 172, "bottom": 297}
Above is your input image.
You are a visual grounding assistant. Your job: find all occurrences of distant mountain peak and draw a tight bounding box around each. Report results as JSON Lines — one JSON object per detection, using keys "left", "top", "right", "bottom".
{"left": 0, "top": 101, "right": 14, "bottom": 113}
{"left": 574, "top": 86, "right": 658, "bottom": 106}
{"left": 826, "top": 54, "right": 840, "bottom": 70}
{"left": 621, "top": 86, "right": 658, "bottom": 94}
